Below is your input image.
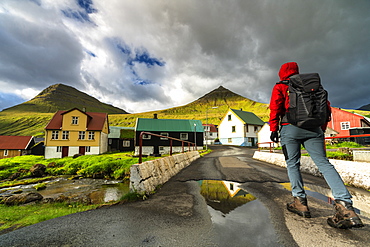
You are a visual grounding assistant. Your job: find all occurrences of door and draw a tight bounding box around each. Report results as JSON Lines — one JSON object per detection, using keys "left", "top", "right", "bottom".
{"left": 79, "top": 146, "right": 86, "bottom": 155}
{"left": 62, "top": 146, "right": 69, "bottom": 158}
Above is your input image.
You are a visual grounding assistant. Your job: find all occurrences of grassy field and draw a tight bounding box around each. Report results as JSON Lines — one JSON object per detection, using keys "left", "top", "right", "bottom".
{"left": 0, "top": 152, "right": 159, "bottom": 181}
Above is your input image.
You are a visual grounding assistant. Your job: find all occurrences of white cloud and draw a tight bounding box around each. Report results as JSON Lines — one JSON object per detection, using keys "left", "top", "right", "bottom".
{"left": 0, "top": 0, "right": 370, "bottom": 113}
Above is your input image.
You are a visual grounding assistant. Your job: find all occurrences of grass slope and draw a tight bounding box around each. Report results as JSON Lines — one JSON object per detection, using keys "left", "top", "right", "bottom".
{"left": 2, "top": 84, "right": 127, "bottom": 114}
{"left": 1, "top": 86, "right": 369, "bottom": 137}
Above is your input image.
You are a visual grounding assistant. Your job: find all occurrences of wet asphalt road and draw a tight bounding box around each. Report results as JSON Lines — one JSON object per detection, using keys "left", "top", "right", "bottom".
{"left": 0, "top": 146, "right": 369, "bottom": 247}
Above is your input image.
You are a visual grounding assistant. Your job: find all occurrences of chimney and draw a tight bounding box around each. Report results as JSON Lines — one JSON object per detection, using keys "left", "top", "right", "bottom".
{"left": 153, "top": 113, "right": 158, "bottom": 119}
{"left": 82, "top": 107, "right": 86, "bottom": 112}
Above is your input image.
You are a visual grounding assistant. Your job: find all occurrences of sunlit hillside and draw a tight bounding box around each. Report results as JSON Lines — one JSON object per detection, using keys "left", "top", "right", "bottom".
{"left": 1, "top": 85, "right": 369, "bottom": 137}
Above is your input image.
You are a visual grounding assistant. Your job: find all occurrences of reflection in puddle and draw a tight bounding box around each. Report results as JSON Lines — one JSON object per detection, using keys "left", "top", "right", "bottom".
{"left": 198, "top": 180, "right": 280, "bottom": 247}
{"left": 0, "top": 178, "right": 130, "bottom": 204}
{"left": 279, "top": 182, "right": 370, "bottom": 217}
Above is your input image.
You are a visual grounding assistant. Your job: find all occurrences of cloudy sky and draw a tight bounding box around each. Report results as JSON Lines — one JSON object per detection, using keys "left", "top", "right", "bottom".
{"left": 0, "top": 0, "right": 369, "bottom": 113}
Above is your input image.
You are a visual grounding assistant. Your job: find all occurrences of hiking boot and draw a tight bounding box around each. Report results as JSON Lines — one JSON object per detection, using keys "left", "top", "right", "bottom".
{"left": 327, "top": 200, "right": 364, "bottom": 229}
{"left": 287, "top": 197, "right": 311, "bottom": 218}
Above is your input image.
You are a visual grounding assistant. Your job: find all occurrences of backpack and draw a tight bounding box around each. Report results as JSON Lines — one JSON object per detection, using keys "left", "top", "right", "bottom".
{"left": 279, "top": 73, "right": 329, "bottom": 129}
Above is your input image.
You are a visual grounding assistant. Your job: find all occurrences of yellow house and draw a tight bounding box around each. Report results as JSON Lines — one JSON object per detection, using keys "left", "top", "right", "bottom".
{"left": 44, "top": 108, "right": 109, "bottom": 159}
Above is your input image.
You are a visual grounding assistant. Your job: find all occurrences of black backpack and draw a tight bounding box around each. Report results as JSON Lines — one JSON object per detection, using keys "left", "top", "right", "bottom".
{"left": 279, "top": 73, "right": 330, "bottom": 129}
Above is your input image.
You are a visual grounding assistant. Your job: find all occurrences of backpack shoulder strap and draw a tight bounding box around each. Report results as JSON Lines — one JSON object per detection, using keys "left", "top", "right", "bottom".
{"left": 276, "top": 80, "right": 289, "bottom": 85}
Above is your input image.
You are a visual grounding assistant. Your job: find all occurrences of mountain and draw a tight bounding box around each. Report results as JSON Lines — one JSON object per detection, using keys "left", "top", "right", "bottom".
{"left": 108, "top": 86, "right": 270, "bottom": 127}
{"left": 358, "top": 104, "right": 370, "bottom": 111}
{"left": 0, "top": 85, "right": 269, "bottom": 136}
{"left": 1, "top": 84, "right": 128, "bottom": 114}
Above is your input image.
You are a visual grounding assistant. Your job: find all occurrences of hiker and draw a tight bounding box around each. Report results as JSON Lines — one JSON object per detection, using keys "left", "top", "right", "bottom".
{"left": 269, "top": 62, "right": 364, "bottom": 229}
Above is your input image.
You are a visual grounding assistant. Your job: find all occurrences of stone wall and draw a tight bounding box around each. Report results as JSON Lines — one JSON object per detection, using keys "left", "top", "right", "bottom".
{"left": 353, "top": 150, "right": 370, "bottom": 162}
{"left": 253, "top": 151, "right": 370, "bottom": 191}
{"left": 130, "top": 151, "right": 200, "bottom": 193}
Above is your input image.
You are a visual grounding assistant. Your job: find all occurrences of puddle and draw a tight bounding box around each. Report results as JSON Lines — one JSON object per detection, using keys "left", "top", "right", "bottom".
{"left": 0, "top": 177, "right": 130, "bottom": 204}
{"left": 198, "top": 180, "right": 280, "bottom": 247}
{"left": 279, "top": 182, "right": 370, "bottom": 217}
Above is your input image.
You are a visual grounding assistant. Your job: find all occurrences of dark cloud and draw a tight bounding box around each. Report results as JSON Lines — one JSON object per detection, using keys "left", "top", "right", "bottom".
{"left": 0, "top": 0, "right": 369, "bottom": 112}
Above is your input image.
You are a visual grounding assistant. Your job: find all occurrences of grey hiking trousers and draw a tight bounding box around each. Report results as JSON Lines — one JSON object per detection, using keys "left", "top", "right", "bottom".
{"left": 280, "top": 124, "right": 352, "bottom": 204}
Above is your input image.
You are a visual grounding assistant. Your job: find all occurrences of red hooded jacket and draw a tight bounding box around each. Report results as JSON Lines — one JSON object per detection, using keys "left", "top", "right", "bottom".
{"left": 269, "top": 62, "right": 330, "bottom": 132}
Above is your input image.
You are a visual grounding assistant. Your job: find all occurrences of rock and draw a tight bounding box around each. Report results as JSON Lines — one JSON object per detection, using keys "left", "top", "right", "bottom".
{"left": 8, "top": 172, "right": 20, "bottom": 180}
{"left": 3, "top": 192, "right": 43, "bottom": 206}
{"left": 337, "top": 147, "right": 352, "bottom": 155}
{"left": 47, "top": 162, "right": 56, "bottom": 168}
{"left": 30, "top": 164, "right": 46, "bottom": 177}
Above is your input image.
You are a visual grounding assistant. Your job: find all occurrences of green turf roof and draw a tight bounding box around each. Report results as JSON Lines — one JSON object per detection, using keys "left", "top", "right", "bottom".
{"left": 136, "top": 118, "right": 204, "bottom": 132}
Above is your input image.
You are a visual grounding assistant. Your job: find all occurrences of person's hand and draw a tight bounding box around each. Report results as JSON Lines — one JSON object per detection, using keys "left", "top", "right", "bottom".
{"left": 270, "top": 131, "right": 279, "bottom": 143}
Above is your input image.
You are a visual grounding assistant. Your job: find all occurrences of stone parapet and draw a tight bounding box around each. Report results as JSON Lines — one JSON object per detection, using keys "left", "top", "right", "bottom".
{"left": 130, "top": 151, "right": 200, "bottom": 193}
{"left": 253, "top": 151, "right": 370, "bottom": 191}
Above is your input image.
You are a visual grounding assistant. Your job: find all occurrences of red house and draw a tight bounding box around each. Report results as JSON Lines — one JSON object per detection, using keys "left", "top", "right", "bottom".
{"left": 328, "top": 107, "right": 370, "bottom": 137}
{"left": 0, "top": 136, "right": 35, "bottom": 159}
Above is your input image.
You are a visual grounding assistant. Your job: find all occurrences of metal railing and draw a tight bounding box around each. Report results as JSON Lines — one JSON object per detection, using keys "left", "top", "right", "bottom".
{"left": 138, "top": 131, "right": 196, "bottom": 164}
{"left": 257, "top": 134, "right": 370, "bottom": 153}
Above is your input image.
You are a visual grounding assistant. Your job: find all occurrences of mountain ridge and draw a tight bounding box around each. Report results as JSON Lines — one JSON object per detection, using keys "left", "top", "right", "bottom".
{"left": 1, "top": 84, "right": 128, "bottom": 114}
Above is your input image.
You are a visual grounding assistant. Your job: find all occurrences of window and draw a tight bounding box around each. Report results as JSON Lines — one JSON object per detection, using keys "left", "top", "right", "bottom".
{"left": 51, "top": 131, "right": 59, "bottom": 140}
{"left": 62, "top": 131, "right": 69, "bottom": 140}
{"left": 160, "top": 132, "right": 169, "bottom": 140}
{"left": 56, "top": 146, "right": 62, "bottom": 152}
{"left": 88, "top": 131, "right": 95, "bottom": 140}
{"left": 122, "top": 141, "right": 130, "bottom": 147}
{"left": 180, "top": 133, "right": 188, "bottom": 140}
{"left": 72, "top": 116, "right": 79, "bottom": 125}
{"left": 143, "top": 134, "right": 151, "bottom": 139}
{"left": 245, "top": 124, "right": 249, "bottom": 132}
{"left": 228, "top": 114, "right": 232, "bottom": 121}
{"left": 254, "top": 126, "right": 259, "bottom": 132}
{"left": 4, "top": 150, "right": 8, "bottom": 156}
{"left": 230, "top": 183, "right": 234, "bottom": 191}
{"left": 228, "top": 138, "right": 232, "bottom": 143}
{"left": 79, "top": 131, "right": 86, "bottom": 140}
{"left": 85, "top": 146, "right": 91, "bottom": 152}
{"left": 341, "top": 122, "right": 350, "bottom": 130}
{"left": 232, "top": 126, "right": 236, "bottom": 132}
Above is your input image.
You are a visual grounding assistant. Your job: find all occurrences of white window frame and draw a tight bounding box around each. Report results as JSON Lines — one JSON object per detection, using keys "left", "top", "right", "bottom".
{"left": 142, "top": 134, "right": 151, "bottom": 139}
{"left": 79, "top": 131, "right": 86, "bottom": 140}
{"left": 180, "top": 133, "right": 188, "bottom": 140}
{"left": 228, "top": 114, "right": 232, "bottom": 121}
{"left": 341, "top": 122, "right": 350, "bottom": 130}
{"left": 62, "top": 131, "right": 69, "bottom": 140}
{"left": 85, "top": 146, "right": 91, "bottom": 152}
{"left": 4, "top": 150, "right": 8, "bottom": 156}
{"left": 56, "top": 146, "right": 62, "bottom": 152}
{"left": 232, "top": 126, "right": 236, "bottom": 133}
{"left": 72, "top": 116, "right": 79, "bottom": 125}
{"left": 88, "top": 131, "right": 95, "bottom": 140}
{"left": 51, "top": 130, "right": 59, "bottom": 140}
{"left": 160, "top": 132, "right": 169, "bottom": 140}
{"left": 122, "top": 141, "right": 130, "bottom": 147}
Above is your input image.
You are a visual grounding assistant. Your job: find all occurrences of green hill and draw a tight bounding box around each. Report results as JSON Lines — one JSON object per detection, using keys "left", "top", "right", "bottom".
{"left": 0, "top": 85, "right": 270, "bottom": 137}
{"left": 1, "top": 84, "right": 128, "bottom": 114}
{"left": 108, "top": 86, "right": 270, "bottom": 127}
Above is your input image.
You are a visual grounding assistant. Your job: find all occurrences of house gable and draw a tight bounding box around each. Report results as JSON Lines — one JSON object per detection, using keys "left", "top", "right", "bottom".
{"left": 218, "top": 109, "right": 263, "bottom": 146}
{"left": 329, "top": 107, "right": 370, "bottom": 136}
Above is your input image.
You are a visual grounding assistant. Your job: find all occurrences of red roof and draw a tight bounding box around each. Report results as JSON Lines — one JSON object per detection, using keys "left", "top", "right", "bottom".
{"left": 45, "top": 109, "right": 108, "bottom": 131}
{"left": 203, "top": 124, "right": 218, "bottom": 132}
{"left": 0, "top": 136, "right": 33, "bottom": 150}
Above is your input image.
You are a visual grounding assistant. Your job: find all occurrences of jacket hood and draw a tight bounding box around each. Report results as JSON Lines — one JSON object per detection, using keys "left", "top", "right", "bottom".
{"left": 278, "top": 62, "right": 299, "bottom": 81}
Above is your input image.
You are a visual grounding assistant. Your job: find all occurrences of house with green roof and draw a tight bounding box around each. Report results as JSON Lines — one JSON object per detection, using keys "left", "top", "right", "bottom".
{"left": 135, "top": 117, "right": 204, "bottom": 155}
{"left": 108, "top": 126, "right": 135, "bottom": 152}
{"left": 218, "top": 109, "right": 264, "bottom": 146}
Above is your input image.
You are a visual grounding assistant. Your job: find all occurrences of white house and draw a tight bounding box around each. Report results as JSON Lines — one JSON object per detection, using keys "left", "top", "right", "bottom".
{"left": 218, "top": 109, "right": 264, "bottom": 146}
{"left": 257, "top": 123, "right": 279, "bottom": 148}
{"left": 203, "top": 124, "right": 218, "bottom": 145}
